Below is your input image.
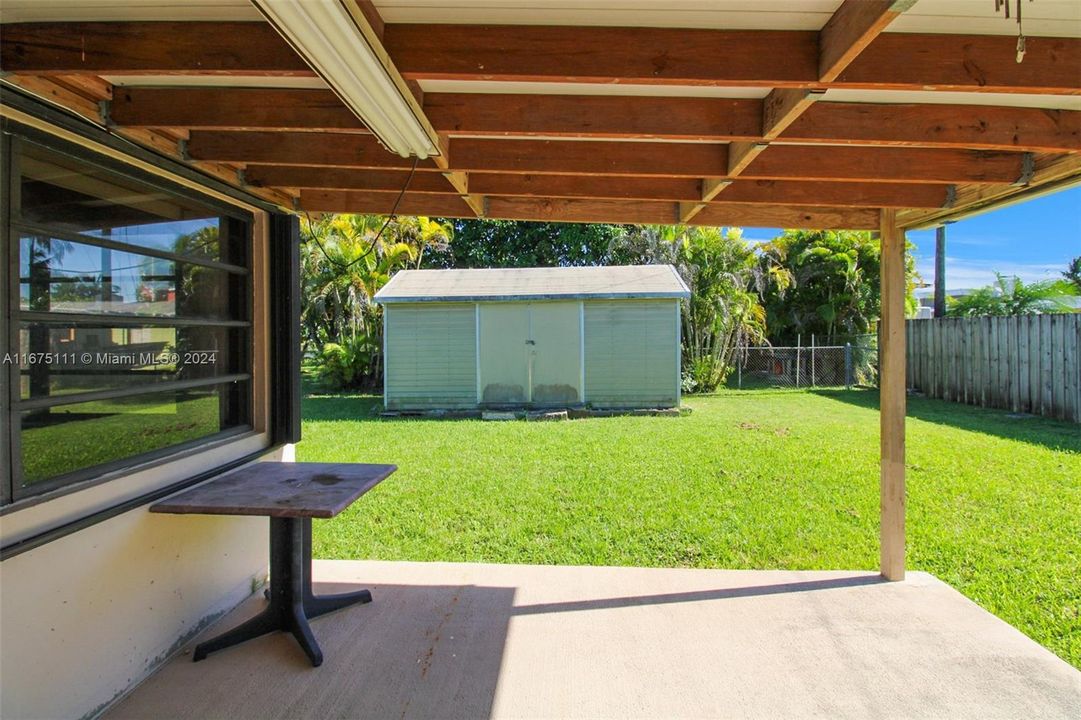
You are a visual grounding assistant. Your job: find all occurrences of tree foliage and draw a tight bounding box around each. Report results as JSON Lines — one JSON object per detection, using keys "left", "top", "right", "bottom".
{"left": 947, "top": 273, "right": 1078, "bottom": 317}
{"left": 1064, "top": 255, "right": 1081, "bottom": 293}
{"left": 612, "top": 226, "right": 766, "bottom": 393}
{"left": 425, "top": 219, "right": 629, "bottom": 268}
{"left": 301, "top": 214, "right": 452, "bottom": 389}
{"left": 755, "top": 230, "right": 918, "bottom": 344}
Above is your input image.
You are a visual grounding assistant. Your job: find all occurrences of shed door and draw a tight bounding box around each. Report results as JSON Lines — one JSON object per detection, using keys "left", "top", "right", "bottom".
{"left": 478, "top": 302, "right": 581, "bottom": 406}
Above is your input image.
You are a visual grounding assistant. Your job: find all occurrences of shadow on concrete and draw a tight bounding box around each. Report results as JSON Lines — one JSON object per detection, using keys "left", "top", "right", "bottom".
{"left": 813, "top": 388, "right": 1081, "bottom": 453}
{"left": 511, "top": 573, "right": 885, "bottom": 617}
{"left": 107, "top": 582, "right": 515, "bottom": 720}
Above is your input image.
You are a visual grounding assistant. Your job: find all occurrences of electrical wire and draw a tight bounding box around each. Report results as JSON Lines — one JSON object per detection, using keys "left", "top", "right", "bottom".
{"left": 303, "top": 156, "right": 420, "bottom": 273}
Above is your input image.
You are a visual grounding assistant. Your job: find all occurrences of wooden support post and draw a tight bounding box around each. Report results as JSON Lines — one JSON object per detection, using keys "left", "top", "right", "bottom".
{"left": 879, "top": 208, "right": 906, "bottom": 581}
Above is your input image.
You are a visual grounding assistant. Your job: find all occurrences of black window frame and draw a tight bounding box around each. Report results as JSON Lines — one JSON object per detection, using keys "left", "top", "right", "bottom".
{"left": 2, "top": 119, "right": 256, "bottom": 505}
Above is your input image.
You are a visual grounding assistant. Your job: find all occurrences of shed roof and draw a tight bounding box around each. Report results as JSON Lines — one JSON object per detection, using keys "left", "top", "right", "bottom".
{"left": 375, "top": 265, "right": 690, "bottom": 303}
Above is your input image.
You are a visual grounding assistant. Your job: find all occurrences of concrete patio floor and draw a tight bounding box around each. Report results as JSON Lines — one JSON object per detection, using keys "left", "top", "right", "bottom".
{"left": 107, "top": 561, "right": 1081, "bottom": 719}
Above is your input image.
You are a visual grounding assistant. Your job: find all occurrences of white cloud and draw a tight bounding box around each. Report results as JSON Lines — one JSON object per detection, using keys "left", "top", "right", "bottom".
{"left": 915, "top": 256, "right": 1068, "bottom": 292}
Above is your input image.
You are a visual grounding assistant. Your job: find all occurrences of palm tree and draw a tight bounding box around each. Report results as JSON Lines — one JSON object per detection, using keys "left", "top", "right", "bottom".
{"left": 300, "top": 213, "right": 452, "bottom": 387}
{"left": 1063, "top": 256, "right": 1081, "bottom": 293}
{"left": 947, "top": 273, "right": 1078, "bottom": 317}
{"left": 616, "top": 225, "right": 767, "bottom": 392}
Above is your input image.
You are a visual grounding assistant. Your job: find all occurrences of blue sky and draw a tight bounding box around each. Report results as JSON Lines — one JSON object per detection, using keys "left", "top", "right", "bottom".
{"left": 741, "top": 185, "right": 1081, "bottom": 293}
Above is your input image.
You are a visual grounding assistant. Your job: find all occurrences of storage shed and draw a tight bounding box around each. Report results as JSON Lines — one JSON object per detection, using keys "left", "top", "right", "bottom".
{"left": 375, "top": 265, "right": 690, "bottom": 410}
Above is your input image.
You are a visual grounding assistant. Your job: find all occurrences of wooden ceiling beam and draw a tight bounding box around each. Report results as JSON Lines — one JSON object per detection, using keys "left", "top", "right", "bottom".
{"left": 4, "top": 22, "right": 1078, "bottom": 95}
{"left": 299, "top": 189, "right": 476, "bottom": 217}
{"left": 446, "top": 138, "right": 731, "bottom": 179}
{"left": 106, "top": 88, "right": 1081, "bottom": 153}
{"left": 386, "top": 25, "right": 818, "bottom": 87}
{"left": 466, "top": 173, "right": 700, "bottom": 201}
{"left": 691, "top": 203, "right": 880, "bottom": 230}
{"left": 839, "top": 33, "right": 1081, "bottom": 95}
{"left": 385, "top": 24, "right": 1081, "bottom": 95}
{"left": 719, "top": 180, "right": 949, "bottom": 208}
{"left": 185, "top": 131, "right": 439, "bottom": 169}
{"left": 300, "top": 190, "right": 880, "bottom": 229}
{"left": 244, "top": 165, "right": 456, "bottom": 193}
{"left": 187, "top": 132, "right": 1029, "bottom": 184}
{"left": 685, "top": 0, "right": 908, "bottom": 224}
{"left": 896, "top": 153, "right": 1081, "bottom": 229}
{"left": 246, "top": 165, "right": 951, "bottom": 208}
{"left": 424, "top": 93, "right": 762, "bottom": 141}
{"left": 0, "top": 22, "right": 312, "bottom": 76}
{"left": 109, "top": 88, "right": 366, "bottom": 131}
{"left": 741, "top": 145, "right": 1026, "bottom": 185}
{"left": 787, "top": 102, "right": 1081, "bottom": 153}
{"left": 819, "top": 0, "right": 915, "bottom": 82}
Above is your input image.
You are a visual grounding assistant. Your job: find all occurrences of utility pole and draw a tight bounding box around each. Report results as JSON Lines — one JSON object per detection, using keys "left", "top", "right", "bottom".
{"left": 933, "top": 223, "right": 948, "bottom": 318}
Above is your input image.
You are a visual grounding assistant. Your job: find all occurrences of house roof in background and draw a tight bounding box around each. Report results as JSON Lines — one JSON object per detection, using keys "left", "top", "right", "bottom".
{"left": 374, "top": 265, "right": 690, "bottom": 303}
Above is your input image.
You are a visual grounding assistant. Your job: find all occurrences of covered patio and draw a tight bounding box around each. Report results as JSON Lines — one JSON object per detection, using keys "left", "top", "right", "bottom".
{"left": 108, "top": 561, "right": 1081, "bottom": 719}
{"left": 1, "top": 1, "right": 1079, "bottom": 718}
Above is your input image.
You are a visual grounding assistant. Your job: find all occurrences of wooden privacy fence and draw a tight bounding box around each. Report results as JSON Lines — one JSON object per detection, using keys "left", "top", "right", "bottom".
{"left": 906, "top": 314, "right": 1081, "bottom": 423}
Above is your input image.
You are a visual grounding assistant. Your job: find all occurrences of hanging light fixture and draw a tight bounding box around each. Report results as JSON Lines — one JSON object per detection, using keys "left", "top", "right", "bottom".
{"left": 251, "top": 0, "right": 440, "bottom": 158}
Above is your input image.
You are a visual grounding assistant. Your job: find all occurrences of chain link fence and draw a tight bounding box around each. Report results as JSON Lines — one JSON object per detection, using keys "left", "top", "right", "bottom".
{"left": 730, "top": 336, "right": 878, "bottom": 390}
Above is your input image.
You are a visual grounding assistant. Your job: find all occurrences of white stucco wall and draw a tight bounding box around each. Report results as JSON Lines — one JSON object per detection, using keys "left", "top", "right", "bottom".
{"left": 0, "top": 445, "right": 292, "bottom": 720}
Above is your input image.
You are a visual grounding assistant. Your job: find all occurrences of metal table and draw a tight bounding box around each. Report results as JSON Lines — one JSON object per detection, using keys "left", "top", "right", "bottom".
{"left": 151, "top": 462, "right": 397, "bottom": 666}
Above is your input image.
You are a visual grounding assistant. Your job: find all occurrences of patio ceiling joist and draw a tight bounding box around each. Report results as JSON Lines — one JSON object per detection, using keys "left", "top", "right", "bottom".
{"left": 679, "top": 0, "right": 910, "bottom": 223}
{"left": 187, "top": 132, "right": 1030, "bottom": 185}
{"left": 243, "top": 167, "right": 952, "bottom": 209}
{"left": 296, "top": 190, "right": 880, "bottom": 230}
{"left": 104, "top": 87, "right": 1081, "bottom": 153}
{"left": 7, "top": 21, "right": 1079, "bottom": 96}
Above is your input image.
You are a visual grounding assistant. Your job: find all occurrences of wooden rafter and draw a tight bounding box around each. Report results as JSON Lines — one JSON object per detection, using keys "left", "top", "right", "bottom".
{"left": 682, "top": 0, "right": 911, "bottom": 223}
{"left": 247, "top": 165, "right": 952, "bottom": 208}
{"left": 185, "top": 132, "right": 1031, "bottom": 185}
{"left": 298, "top": 190, "right": 880, "bottom": 229}
{"left": 4, "top": 22, "right": 1079, "bottom": 95}
{"left": 896, "top": 153, "right": 1081, "bottom": 229}
{"left": 818, "top": 0, "right": 915, "bottom": 82}
{"left": 103, "top": 88, "right": 1081, "bottom": 154}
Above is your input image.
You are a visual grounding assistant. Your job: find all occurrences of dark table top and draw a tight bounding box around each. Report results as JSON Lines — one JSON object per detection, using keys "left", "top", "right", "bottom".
{"left": 150, "top": 462, "right": 397, "bottom": 519}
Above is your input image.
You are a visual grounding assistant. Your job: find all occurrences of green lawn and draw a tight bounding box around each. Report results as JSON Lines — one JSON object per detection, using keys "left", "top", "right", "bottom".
{"left": 298, "top": 388, "right": 1081, "bottom": 668}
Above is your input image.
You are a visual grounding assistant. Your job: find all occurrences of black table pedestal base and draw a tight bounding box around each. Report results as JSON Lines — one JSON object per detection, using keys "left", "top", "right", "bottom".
{"left": 193, "top": 517, "right": 370, "bottom": 666}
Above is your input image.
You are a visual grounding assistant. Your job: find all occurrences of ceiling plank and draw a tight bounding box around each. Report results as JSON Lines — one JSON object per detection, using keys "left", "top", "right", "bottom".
{"left": 691, "top": 203, "right": 880, "bottom": 230}
{"left": 897, "top": 153, "right": 1081, "bottom": 229}
{"left": 447, "top": 138, "right": 731, "bottom": 179}
{"left": 298, "top": 190, "right": 879, "bottom": 229}
{"left": 424, "top": 93, "right": 762, "bottom": 142}
{"left": 840, "top": 33, "right": 1081, "bottom": 95}
{"left": 4, "top": 22, "right": 1077, "bottom": 95}
{"left": 787, "top": 102, "right": 1081, "bottom": 153}
{"left": 819, "top": 0, "right": 914, "bottom": 82}
{"left": 386, "top": 25, "right": 818, "bottom": 87}
{"left": 106, "top": 89, "right": 1081, "bottom": 153}
{"left": 741, "top": 146, "right": 1026, "bottom": 184}
{"left": 719, "top": 180, "right": 949, "bottom": 208}
{"left": 299, "top": 189, "right": 475, "bottom": 216}
{"left": 246, "top": 166, "right": 950, "bottom": 208}
{"left": 686, "top": 0, "right": 909, "bottom": 224}
{"left": 244, "top": 165, "right": 456, "bottom": 193}
{"left": 470, "top": 173, "right": 701, "bottom": 201}
{"left": 185, "top": 131, "right": 438, "bottom": 169}
{"left": 0, "top": 22, "right": 311, "bottom": 76}
{"left": 387, "top": 24, "right": 1080, "bottom": 95}
{"left": 109, "top": 88, "right": 367, "bottom": 131}
{"left": 188, "top": 132, "right": 1029, "bottom": 184}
